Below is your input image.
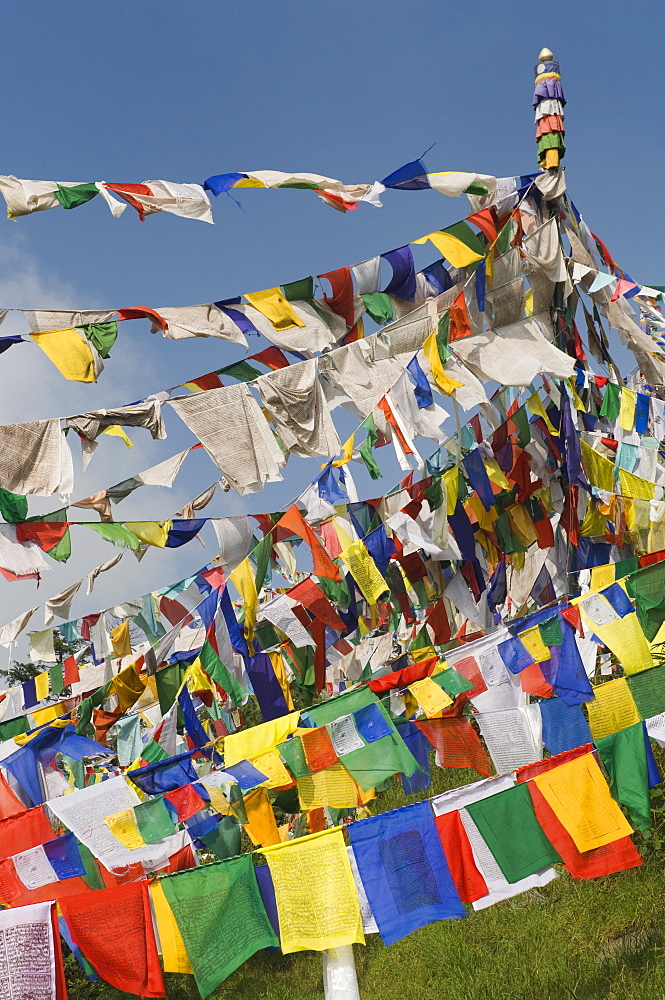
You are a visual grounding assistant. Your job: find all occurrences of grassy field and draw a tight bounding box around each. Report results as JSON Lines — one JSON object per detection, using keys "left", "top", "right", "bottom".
{"left": 64, "top": 766, "right": 665, "bottom": 1000}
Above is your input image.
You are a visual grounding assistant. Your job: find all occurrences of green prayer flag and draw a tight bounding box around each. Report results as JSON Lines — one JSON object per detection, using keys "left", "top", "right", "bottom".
{"left": 161, "top": 855, "right": 278, "bottom": 997}
{"left": 55, "top": 183, "right": 99, "bottom": 210}
{"left": 495, "top": 220, "right": 513, "bottom": 257}
{"left": 627, "top": 667, "right": 665, "bottom": 719}
{"left": 306, "top": 686, "right": 419, "bottom": 790}
{"left": 409, "top": 625, "right": 432, "bottom": 652}
{"left": 424, "top": 476, "right": 443, "bottom": 512}
{"left": 49, "top": 663, "right": 64, "bottom": 697}
{"left": 200, "top": 639, "right": 247, "bottom": 707}
{"left": 359, "top": 414, "right": 382, "bottom": 480}
{"left": 252, "top": 533, "right": 272, "bottom": 592}
{"left": 84, "top": 522, "right": 142, "bottom": 551}
{"left": 75, "top": 681, "right": 113, "bottom": 737}
{"left": 600, "top": 382, "right": 621, "bottom": 422}
{"left": 596, "top": 722, "right": 651, "bottom": 833}
{"left": 0, "top": 716, "right": 29, "bottom": 741}
{"left": 253, "top": 622, "right": 281, "bottom": 650}
{"left": 77, "top": 842, "right": 105, "bottom": 890}
{"left": 435, "top": 667, "right": 474, "bottom": 697}
{"left": 511, "top": 406, "right": 532, "bottom": 447}
{"left": 627, "top": 563, "right": 665, "bottom": 641}
{"left": 465, "top": 783, "right": 561, "bottom": 883}
{"left": 79, "top": 321, "right": 118, "bottom": 359}
{"left": 277, "top": 737, "right": 311, "bottom": 779}
{"left": 360, "top": 292, "right": 394, "bottom": 325}
{"left": 200, "top": 815, "right": 242, "bottom": 860}
{"left": 0, "top": 489, "right": 27, "bottom": 523}
{"left": 134, "top": 797, "right": 176, "bottom": 843}
{"left": 538, "top": 616, "right": 563, "bottom": 647}
{"left": 282, "top": 277, "right": 314, "bottom": 301}
{"left": 317, "top": 574, "right": 351, "bottom": 608}
{"left": 156, "top": 663, "right": 187, "bottom": 716}
{"left": 140, "top": 739, "right": 170, "bottom": 765}
{"left": 441, "top": 220, "right": 485, "bottom": 258}
{"left": 615, "top": 557, "right": 639, "bottom": 580}
{"left": 218, "top": 360, "right": 262, "bottom": 383}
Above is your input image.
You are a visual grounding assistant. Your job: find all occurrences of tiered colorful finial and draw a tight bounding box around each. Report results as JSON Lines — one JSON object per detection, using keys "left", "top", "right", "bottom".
{"left": 533, "top": 47, "right": 566, "bottom": 169}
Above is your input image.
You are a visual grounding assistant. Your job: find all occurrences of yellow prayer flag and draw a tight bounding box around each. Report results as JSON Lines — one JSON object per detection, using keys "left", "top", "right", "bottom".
{"left": 526, "top": 392, "right": 557, "bottom": 433}
{"left": 223, "top": 712, "right": 301, "bottom": 766}
{"left": 109, "top": 620, "right": 132, "bottom": 658}
{"left": 244, "top": 288, "right": 306, "bottom": 330}
{"left": 30, "top": 704, "right": 61, "bottom": 727}
{"left": 533, "top": 752, "right": 634, "bottom": 852}
{"left": 590, "top": 564, "right": 616, "bottom": 591}
{"left": 112, "top": 664, "right": 146, "bottom": 713}
{"left": 340, "top": 540, "right": 388, "bottom": 605}
{"left": 229, "top": 557, "right": 258, "bottom": 643}
{"left": 519, "top": 626, "right": 551, "bottom": 663}
{"left": 619, "top": 387, "right": 637, "bottom": 432}
{"left": 618, "top": 468, "right": 655, "bottom": 501}
{"left": 484, "top": 458, "right": 511, "bottom": 490}
{"left": 104, "top": 808, "right": 145, "bottom": 849}
{"left": 443, "top": 465, "right": 459, "bottom": 516}
{"left": 524, "top": 288, "right": 534, "bottom": 316}
{"left": 297, "top": 763, "right": 361, "bottom": 810}
{"left": 580, "top": 502, "right": 609, "bottom": 538}
{"left": 102, "top": 425, "right": 133, "bottom": 447}
{"left": 407, "top": 677, "right": 452, "bottom": 717}
{"left": 578, "top": 594, "right": 652, "bottom": 675}
{"left": 251, "top": 749, "right": 294, "bottom": 789}
{"left": 30, "top": 328, "right": 98, "bottom": 383}
{"left": 332, "top": 514, "right": 355, "bottom": 551}
{"left": 149, "top": 881, "right": 193, "bottom": 974}
{"left": 124, "top": 521, "right": 172, "bottom": 548}
{"left": 585, "top": 677, "right": 641, "bottom": 740}
{"left": 243, "top": 786, "right": 281, "bottom": 847}
{"left": 331, "top": 433, "right": 355, "bottom": 469}
{"left": 422, "top": 329, "right": 463, "bottom": 395}
{"left": 412, "top": 232, "right": 483, "bottom": 268}
{"left": 34, "top": 670, "right": 50, "bottom": 703}
{"left": 263, "top": 828, "right": 364, "bottom": 954}
{"left": 269, "top": 651, "right": 295, "bottom": 710}
{"left": 580, "top": 441, "right": 616, "bottom": 493}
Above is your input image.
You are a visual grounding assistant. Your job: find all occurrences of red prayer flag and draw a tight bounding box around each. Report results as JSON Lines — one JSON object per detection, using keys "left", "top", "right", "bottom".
{"left": 164, "top": 783, "right": 207, "bottom": 822}
{"left": 416, "top": 717, "right": 492, "bottom": 776}
{"left": 448, "top": 290, "right": 473, "bottom": 342}
{"left": 103, "top": 184, "right": 155, "bottom": 222}
{"left": 0, "top": 805, "right": 54, "bottom": 858}
{"left": 0, "top": 772, "right": 26, "bottom": 819}
{"left": 287, "top": 578, "right": 345, "bottom": 629}
{"left": 300, "top": 727, "right": 339, "bottom": 772}
{"left": 466, "top": 207, "right": 498, "bottom": 243}
{"left": 117, "top": 306, "right": 168, "bottom": 330}
{"left": 250, "top": 347, "right": 290, "bottom": 370}
{"left": 277, "top": 507, "right": 341, "bottom": 581}
{"left": 434, "top": 810, "right": 489, "bottom": 902}
{"left": 63, "top": 655, "right": 80, "bottom": 686}
{"left": 15, "top": 521, "right": 69, "bottom": 552}
{"left": 368, "top": 656, "right": 438, "bottom": 693}
{"left": 60, "top": 881, "right": 165, "bottom": 998}
{"left": 317, "top": 267, "right": 355, "bottom": 327}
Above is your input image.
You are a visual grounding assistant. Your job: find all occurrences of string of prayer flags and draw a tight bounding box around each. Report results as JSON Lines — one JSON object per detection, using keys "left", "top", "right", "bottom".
{"left": 160, "top": 856, "right": 278, "bottom": 997}
{"left": 348, "top": 800, "right": 466, "bottom": 945}
{"left": 262, "top": 828, "right": 364, "bottom": 954}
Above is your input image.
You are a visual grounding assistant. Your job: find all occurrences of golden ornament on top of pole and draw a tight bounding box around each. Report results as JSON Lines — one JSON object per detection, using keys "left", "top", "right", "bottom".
{"left": 534, "top": 47, "right": 566, "bottom": 170}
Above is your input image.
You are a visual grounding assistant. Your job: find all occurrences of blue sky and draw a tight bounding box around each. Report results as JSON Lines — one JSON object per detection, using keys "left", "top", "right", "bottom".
{"left": 0, "top": 0, "right": 662, "bottom": 642}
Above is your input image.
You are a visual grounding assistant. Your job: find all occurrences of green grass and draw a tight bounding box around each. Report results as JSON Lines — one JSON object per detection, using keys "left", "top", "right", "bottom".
{"left": 64, "top": 765, "right": 665, "bottom": 1000}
